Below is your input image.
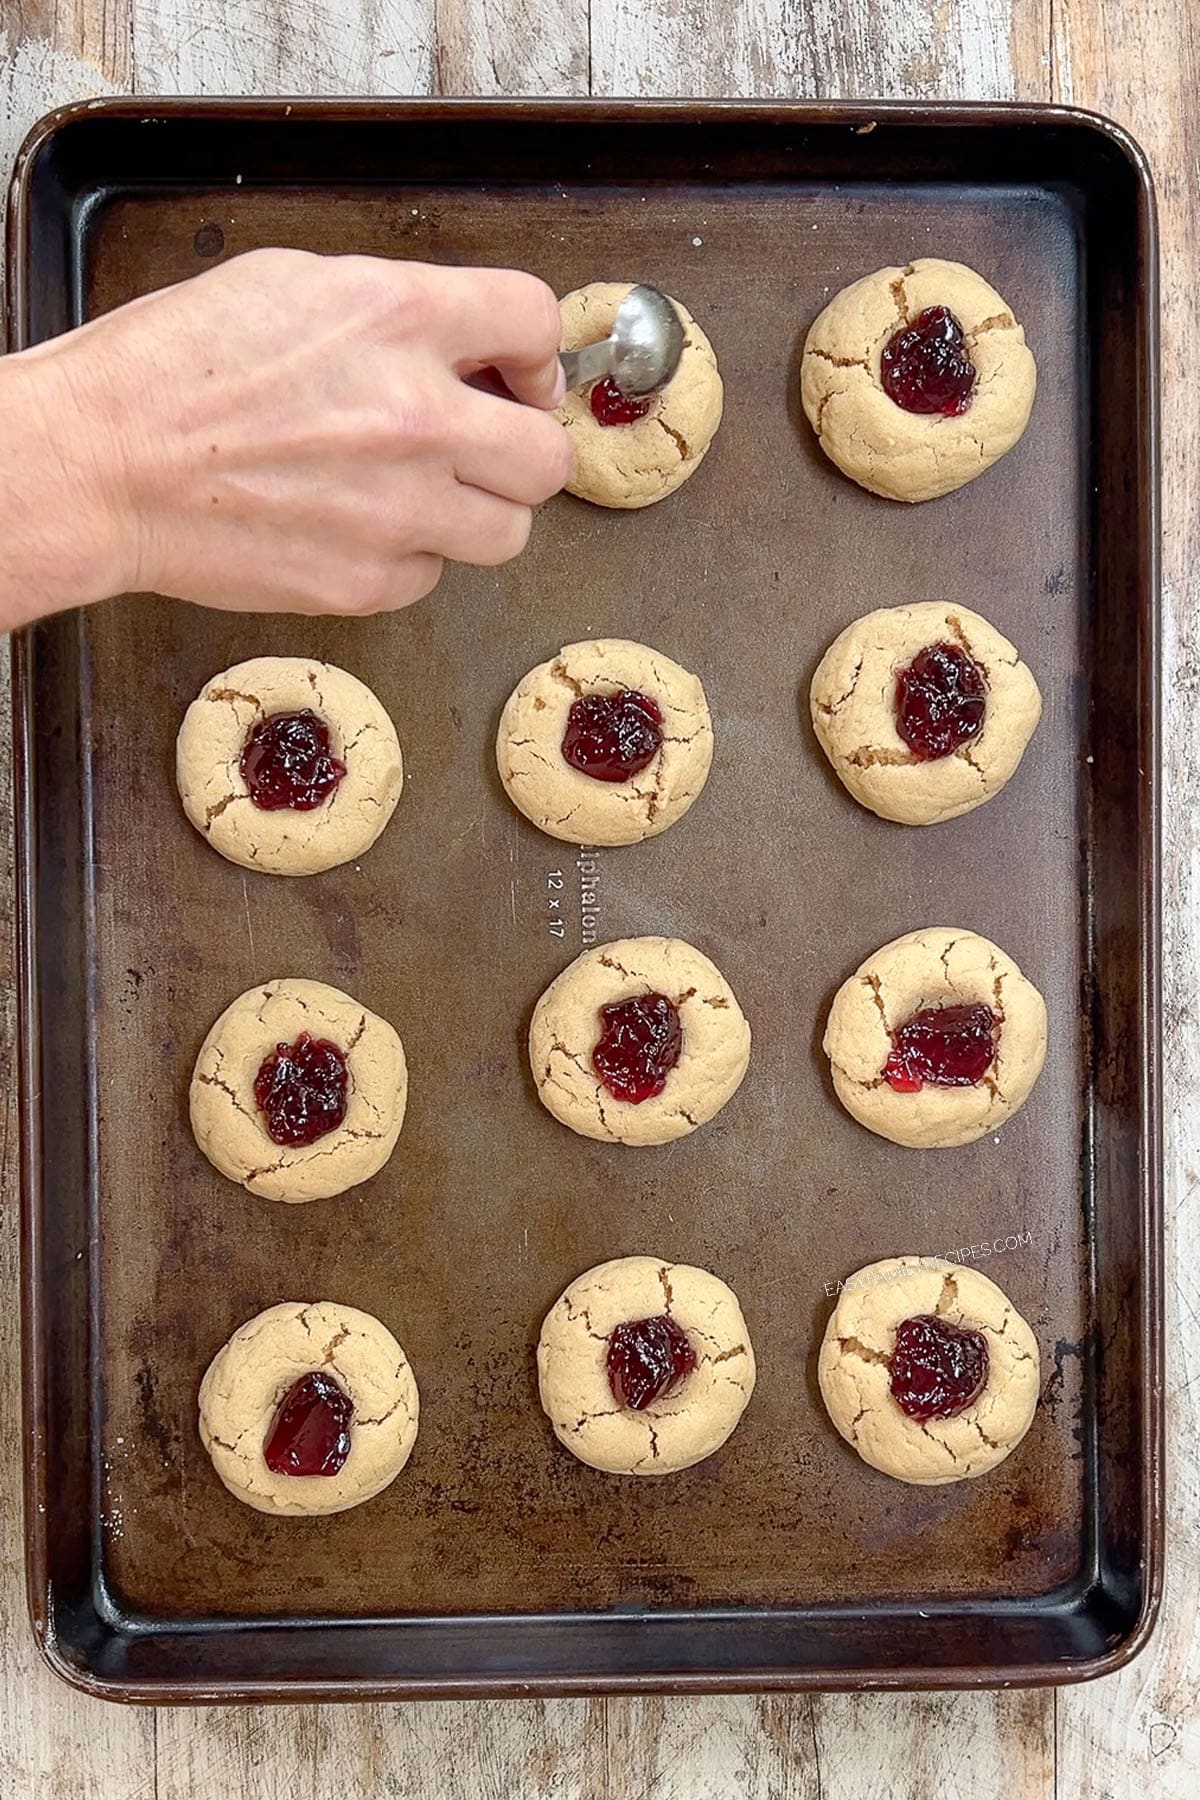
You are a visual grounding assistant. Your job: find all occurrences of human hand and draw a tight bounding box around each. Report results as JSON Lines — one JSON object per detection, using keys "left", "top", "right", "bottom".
{"left": 6, "top": 248, "right": 569, "bottom": 621}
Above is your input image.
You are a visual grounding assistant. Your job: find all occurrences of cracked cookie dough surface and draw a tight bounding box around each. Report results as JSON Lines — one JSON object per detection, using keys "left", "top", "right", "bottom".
{"left": 538, "top": 1256, "right": 755, "bottom": 1474}
{"left": 824, "top": 928, "right": 1046, "bottom": 1148}
{"left": 497, "top": 638, "right": 713, "bottom": 846}
{"left": 818, "top": 1257, "right": 1040, "bottom": 1484}
{"left": 190, "top": 978, "right": 407, "bottom": 1201}
{"left": 558, "top": 283, "right": 723, "bottom": 507}
{"left": 199, "top": 1301, "right": 419, "bottom": 1515}
{"left": 810, "top": 602, "right": 1042, "bottom": 824}
{"left": 177, "top": 656, "right": 403, "bottom": 875}
{"left": 801, "top": 258, "right": 1037, "bottom": 502}
{"left": 530, "top": 937, "right": 751, "bottom": 1146}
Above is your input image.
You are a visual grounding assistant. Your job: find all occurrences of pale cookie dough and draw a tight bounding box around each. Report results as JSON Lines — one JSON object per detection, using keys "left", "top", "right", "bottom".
{"left": 801, "top": 258, "right": 1037, "bottom": 502}
{"left": 177, "top": 656, "right": 403, "bottom": 875}
{"left": 810, "top": 602, "right": 1042, "bottom": 824}
{"left": 497, "top": 638, "right": 714, "bottom": 846}
{"left": 199, "top": 1301, "right": 419, "bottom": 1515}
{"left": 529, "top": 937, "right": 751, "bottom": 1146}
{"left": 818, "top": 1257, "right": 1040, "bottom": 1484}
{"left": 190, "top": 978, "right": 407, "bottom": 1201}
{"left": 558, "top": 283, "right": 723, "bottom": 507}
{"left": 824, "top": 928, "right": 1047, "bottom": 1149}
{"left": 538, "top": 1256, "right": 756, "bottom": 1475}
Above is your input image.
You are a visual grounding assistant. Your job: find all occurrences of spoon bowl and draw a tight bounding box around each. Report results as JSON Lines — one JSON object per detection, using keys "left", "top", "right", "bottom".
{"left": 559, "top": 285, "right": 686, "bottom": 398}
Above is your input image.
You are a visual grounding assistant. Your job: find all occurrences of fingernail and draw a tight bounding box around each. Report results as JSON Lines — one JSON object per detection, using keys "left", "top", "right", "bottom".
{"left": 550, "top": 361, "right": 567, "bottom": 407}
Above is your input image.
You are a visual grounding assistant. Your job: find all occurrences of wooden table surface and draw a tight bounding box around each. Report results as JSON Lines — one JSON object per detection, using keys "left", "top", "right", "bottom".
{"left": 0, "top": 3, "right": 1195, "bottom": 1794}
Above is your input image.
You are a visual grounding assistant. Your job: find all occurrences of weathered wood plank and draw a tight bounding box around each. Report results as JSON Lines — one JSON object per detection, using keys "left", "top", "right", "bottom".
{"left": 812, "top": 1690, "right": 1054, "bottom": 1800}
{"left": 1052, "top": 0, "right": 1200, "bottom": 1787}
{"left": 155, "top": 1698, "right": 605, "bottom": 1800}
{"left": 432, "top": 0, "right": 588, "bottom": 95}
{"left": 3, "top": 0, "right": 131, "bottom": 77}
{"left": 602, "top": 1695, "right": 821, "bottom": 1800}
{"left": 589, "top": 0, "right": 1050, "bottom": 101}
{"left": 129, "top": 0, "right": 435, "bottom": 94}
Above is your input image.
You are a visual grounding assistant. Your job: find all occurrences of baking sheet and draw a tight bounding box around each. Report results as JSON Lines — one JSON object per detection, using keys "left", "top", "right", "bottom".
{"left": 13, "top": 100, "right": 1160, "bottom": 1697}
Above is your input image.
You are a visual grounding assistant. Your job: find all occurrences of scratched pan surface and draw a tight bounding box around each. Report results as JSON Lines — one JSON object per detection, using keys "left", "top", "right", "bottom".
{"left": 12, "top": 102, "right": 1159, "bottom": 1699}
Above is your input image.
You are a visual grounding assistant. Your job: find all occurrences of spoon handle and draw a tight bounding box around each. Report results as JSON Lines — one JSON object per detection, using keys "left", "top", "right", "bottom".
{"left": 559, "top": 337, "right": 616, "bottom": 392}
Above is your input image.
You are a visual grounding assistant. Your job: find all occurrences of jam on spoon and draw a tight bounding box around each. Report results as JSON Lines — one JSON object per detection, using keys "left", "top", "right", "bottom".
{"left": 590, "top": 376, "right": 653, "bottom": 426}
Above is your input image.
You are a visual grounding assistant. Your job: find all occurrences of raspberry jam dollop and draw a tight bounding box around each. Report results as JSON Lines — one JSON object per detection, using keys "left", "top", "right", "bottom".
{"left": 881, "top": 306, "right": 976, "bottom": 417}
{"left": 254, "top": 1033, "right": 349, "bottom": 1145}
{"left": 240, "top": 709, "right": 346, "bottom": 811}
{"left": 264, "top": 1371, "right": 354, "bottom": 1476}
{"left": 896, "top": 642, "right": 987, "bottom": 760}
{"left": 889, "top": 1314, "right": 989, "bottom": 1422}
{"left": 884, "top": 1003, "right": 998, "bottom": 1093}
{"left": 607, "top": 1315, "right": 697, "bottom": 1409}
{"left": 561, "top": 690, "right": 664, "bottom": 782}
{"left": 593, "top": 993, "right": 682, "bottom": 1103}
{"left": 589, "top": 376, "right": 653, "bottom": 426}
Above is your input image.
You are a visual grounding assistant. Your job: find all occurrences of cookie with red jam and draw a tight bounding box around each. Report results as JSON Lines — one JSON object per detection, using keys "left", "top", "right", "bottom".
{"left": 190, "top": 978, "right": 407, "bottom": 1201}
{"left": 497, "top": 638, "right": 713, "bottom": 846}
{"left": 801, "top": 258, "right": 1036, "bottom": 502}
{"left": 823, "top": 928, "right": 1046, "bottom": 1148}
{"left": 199, "top": 1301, "right": 418, "bottom": 1514}
{"left": 177, "top": 657, "right": 402, "bottom": 876}
{"left": 810, "top": 602, "right": 1042, "bottom": 825}
{"left": 818, "top": 1258, "right": 1039, "bottom": 1484}
{"left": 538, "top": 1256, "right": 755, "bottom": 1474}
{"left": 529, "top": 937, "right": 750, "bottom": 1146}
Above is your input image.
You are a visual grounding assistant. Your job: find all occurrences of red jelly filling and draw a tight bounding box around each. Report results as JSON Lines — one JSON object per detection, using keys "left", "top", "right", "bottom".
{"left": 881, "top": 306, "right": 976, "bottom": 416}
{"left": 607, "top": 1315, "right": 697, "bottom": 1409}
{"left": 593, "top": 993, "right": 682, "bottom": 1103}
{"left": 264, "top": 1371, "right": 354, "bottom": 1476}
{"left": 240, "top": 709, "right": 346, "bottom": 811}
{"left": 896, "top": 642, "right": 987, "bottom": 760}
{"left": 884, "top": 1003, "right": 998, "bottom": 1093}
{"left": 889, "top": 1314, "right": 989, "bottom": 1422}
{"left": 590, "top": 375, "right": 653, "bottom": 426}
{"left": 561, "top": 690, "right": 664, "bottom": 782}
{"left": 254, "top": 1033, "right": 349, "bottom": 1146}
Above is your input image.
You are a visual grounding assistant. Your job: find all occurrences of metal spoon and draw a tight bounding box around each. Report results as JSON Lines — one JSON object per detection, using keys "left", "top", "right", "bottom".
{"left": 559, "top": 285, "right": 685, "bottom": 397}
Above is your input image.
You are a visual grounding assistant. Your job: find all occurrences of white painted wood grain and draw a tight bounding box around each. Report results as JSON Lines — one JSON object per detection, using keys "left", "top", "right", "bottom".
{"left": 601, "top": 1695, "right": 820, "bottom": 1800}
{"left": 813, "top": 1690, "right": 1054, "bottom": 1800}
{"left": 130, "top": 0, "right": 435, "bottom": 95}
{"left": 156, "top": 1698, "right": 605, "bottom": 1799}
{"left": 588, "top": 0, "right": 1048, "bottom": 101}
{"left": 431, "top": 0, "right": 588, "bottom": 94}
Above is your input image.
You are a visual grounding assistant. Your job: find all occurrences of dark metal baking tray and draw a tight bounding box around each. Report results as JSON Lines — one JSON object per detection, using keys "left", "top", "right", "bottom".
{"left": 10, "top": 98, "right": 1161, "bottom": 1701}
